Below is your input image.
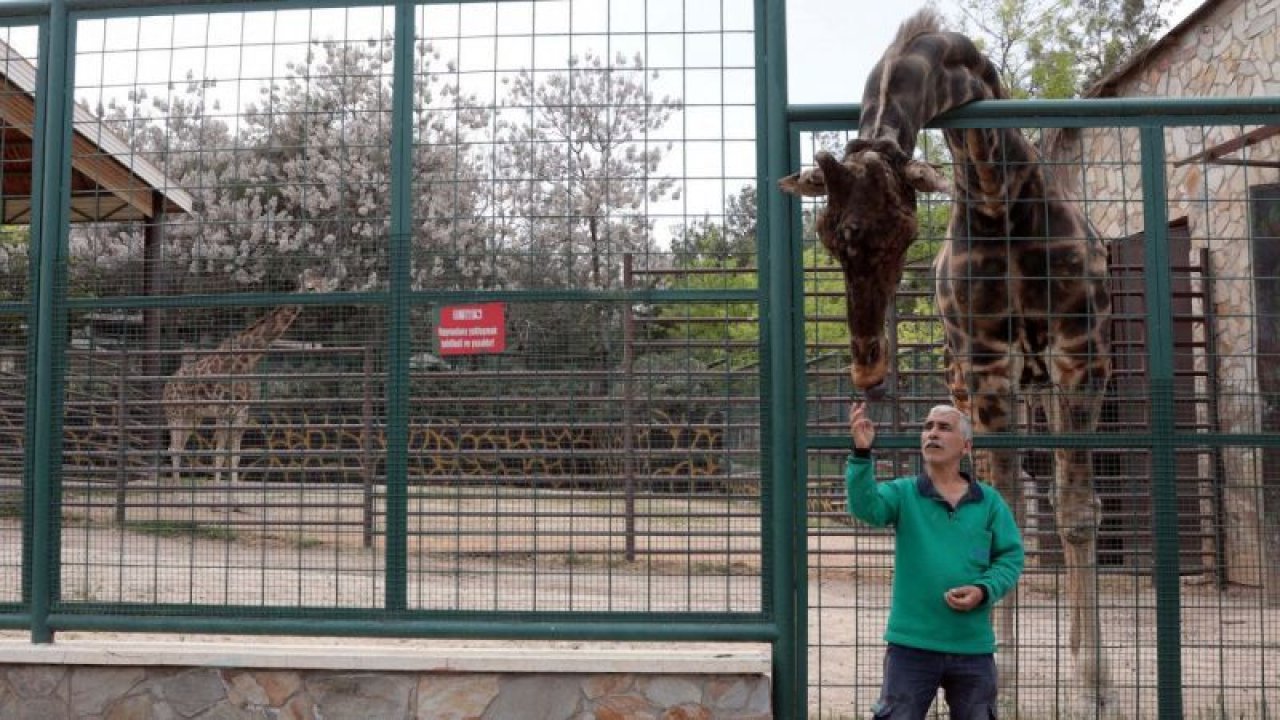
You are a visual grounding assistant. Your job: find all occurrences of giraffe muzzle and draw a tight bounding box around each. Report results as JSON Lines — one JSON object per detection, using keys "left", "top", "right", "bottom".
{"left": 849, "top": 334, "right": 891, "bottom": 396}
{"left": 863, "top": 380, "right": 889, "bottom": 401}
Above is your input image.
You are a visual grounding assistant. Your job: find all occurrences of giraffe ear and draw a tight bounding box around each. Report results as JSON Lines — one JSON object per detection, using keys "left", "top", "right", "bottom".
{"left": 779, "top": 150, "right": 851, "bottom": 197}
{"left": 778, "top": 166, "right": 827, "bottom": 197}
{"left": 903, "top": 160, "right": 950, "bottom": 195}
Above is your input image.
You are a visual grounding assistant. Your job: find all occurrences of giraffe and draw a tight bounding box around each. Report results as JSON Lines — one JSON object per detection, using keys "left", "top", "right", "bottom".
{"left": 162, "top": 268, "right": 329, "bottom": 485}
{"left": 779, "top": 9, "right": 1115, "bottom": 710}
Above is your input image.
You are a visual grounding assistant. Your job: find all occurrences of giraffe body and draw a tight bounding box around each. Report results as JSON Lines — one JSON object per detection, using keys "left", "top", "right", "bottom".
{"left": 781, "top": 9, "right": 1114, "bottom": 710}
{"left": 162, "top": 269, "right": 328, "bottom": 484}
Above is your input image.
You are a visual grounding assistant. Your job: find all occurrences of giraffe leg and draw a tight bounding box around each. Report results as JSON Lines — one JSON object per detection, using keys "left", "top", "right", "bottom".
{"left": 1046, "top": 370, "right": 1113, "bottom": 713}
{"left": 962, "top": 366, "right": 1024, "bottom": 707}
{"left": 169, "top": 425, "right": 192, "bottom": 484}
{"left": 945, "top": 346, "right": 971, "bottom": 414}
{"left": 212, "top": 423, "right": 226, "bottom": 485}
{"left": 984, "top": 443, "right": 1022, "bottom": 705}
{"left": 229, "top": 405, "right": 249, "bottom": 485}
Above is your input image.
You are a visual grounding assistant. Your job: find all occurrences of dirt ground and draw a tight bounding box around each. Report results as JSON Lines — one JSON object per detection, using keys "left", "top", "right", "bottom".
{"left": 1, "top": 483, "right": 1276, "bottom": 719}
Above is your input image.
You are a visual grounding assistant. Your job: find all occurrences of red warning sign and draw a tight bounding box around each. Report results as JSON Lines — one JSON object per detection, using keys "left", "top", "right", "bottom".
{"left": 437, "top": 303, "right": 506, "bottom": 356}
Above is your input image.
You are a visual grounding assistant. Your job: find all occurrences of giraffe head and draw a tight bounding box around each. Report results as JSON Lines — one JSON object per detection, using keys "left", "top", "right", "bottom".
{"left": 779, "top": 140, "right": 948, "bottom": 397}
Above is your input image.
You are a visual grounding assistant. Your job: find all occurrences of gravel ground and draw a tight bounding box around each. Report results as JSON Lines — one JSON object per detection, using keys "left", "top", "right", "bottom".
{"left": 1, "top": 484, "right": 1276, "bottom": 719}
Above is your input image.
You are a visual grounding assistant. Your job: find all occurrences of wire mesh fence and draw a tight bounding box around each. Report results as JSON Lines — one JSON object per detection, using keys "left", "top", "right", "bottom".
{"left": 0, "top": 21, "right": 35, "bottom": 609}
{"left": 795, "top": 117, "right": 1280, "bottom": 718}
{"left": 0, "top": 0, "right": 1277, "bottom": 717}
{"left": 53, "top": 298, "right": 765, "bottom": 614}
{"left": 22, "top": 0, "right": 764, "bottom": 625}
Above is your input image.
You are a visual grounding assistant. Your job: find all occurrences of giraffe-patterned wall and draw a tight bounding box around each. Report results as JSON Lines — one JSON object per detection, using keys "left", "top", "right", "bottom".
{"left": 50, "top": 390, "right": 733, "bottom": 493}
{"left": 168, "top": 407, "right": 729, "bottom": 491}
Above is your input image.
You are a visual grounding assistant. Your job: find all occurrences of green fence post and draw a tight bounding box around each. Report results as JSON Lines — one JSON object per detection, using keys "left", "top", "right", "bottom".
{"left": 1139, "top": 124, "right": 1183, "bottom": 720}
{"left": 760, "top": 0, "right": 801, "bottom": 716}
{"left": 28, "top": 0, "right": 72, "bottom": 644}
{"left": 385, "top": 0, "right": 415, "bottom": 613}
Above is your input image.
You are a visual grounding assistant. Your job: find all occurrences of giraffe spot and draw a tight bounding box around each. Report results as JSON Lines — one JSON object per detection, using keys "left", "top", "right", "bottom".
{"left": 1022, "top": 320, "right": 1049, "bottom": 354}
{"left": 1090, "top": 283, "right": 1112, "bottom": 314}
{"left": 944, "top": 329, "right": 969, "bottom": 356}
{"left": 1054, "top": 310, "right": 1094, "bottom": 340}
{"left": 976, "top": 403, "right": 1007, "bottom": 429}
{"left": 967, "top": 339, "right": 1009, "bottom": 366}
{"left": 966, "top": 251, "right": 1009, "bottom": 280}
{"left": 953, "top": 279, "right": 1010, "bottom": 316}
{"left": 1055, "top": 335, "right": 1102, "bottom": 358}
{"left": 1020, "top": 357, "right": 1050, "bottom": 387}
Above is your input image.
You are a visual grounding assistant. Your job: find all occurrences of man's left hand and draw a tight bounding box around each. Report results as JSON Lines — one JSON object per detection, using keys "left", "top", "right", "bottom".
{"left": 944, "top": 585, "right": 984, "bottom": 611}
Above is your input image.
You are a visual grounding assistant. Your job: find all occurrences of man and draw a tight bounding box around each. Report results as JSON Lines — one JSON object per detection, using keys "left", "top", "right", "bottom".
{"left": 847, "top": 402, "right": 1024, "bottom": 719}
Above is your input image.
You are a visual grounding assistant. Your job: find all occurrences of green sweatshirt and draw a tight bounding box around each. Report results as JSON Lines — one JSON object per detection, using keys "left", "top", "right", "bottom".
{"left": 845, "top": 454, "right": 1024, "bottom": 654}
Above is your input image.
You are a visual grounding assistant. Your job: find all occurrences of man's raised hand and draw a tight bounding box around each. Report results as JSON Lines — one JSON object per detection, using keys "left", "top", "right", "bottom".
{"left": 850, "top": 401, "right": 876, "bottom": 450}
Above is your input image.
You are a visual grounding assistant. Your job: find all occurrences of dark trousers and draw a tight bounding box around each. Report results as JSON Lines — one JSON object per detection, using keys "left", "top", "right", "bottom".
{"left": 870, "top": 643, "right": 997, "bottom": 719}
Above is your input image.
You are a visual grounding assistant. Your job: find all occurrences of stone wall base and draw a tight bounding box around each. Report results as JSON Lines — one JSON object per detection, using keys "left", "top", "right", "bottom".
{"left": 0, "top": 641, "right": 772, "bottom": 719}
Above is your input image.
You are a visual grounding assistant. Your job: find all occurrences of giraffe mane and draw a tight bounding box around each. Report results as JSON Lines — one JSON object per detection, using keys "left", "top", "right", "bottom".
{"left": 869, "top": 8, "right": 946, "bottom": 149}
{"left": 889, "top": 7, "right": 944, "bottom": 50}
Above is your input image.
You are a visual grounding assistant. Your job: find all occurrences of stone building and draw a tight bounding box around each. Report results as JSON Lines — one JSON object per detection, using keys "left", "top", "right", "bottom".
{"left": 1060, "top": 0, "right": 1279, "bottom": 592}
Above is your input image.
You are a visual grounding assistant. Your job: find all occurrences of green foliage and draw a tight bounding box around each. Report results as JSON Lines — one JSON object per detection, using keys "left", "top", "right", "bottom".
{"left": 0, "top": 492, "right": 22, "bottom": 518}
{"left": 671, "top": 184, "right": 757, "bottom": 268}
{"left": 125, "top": 520, "right": 237, "bottom": 542}
{"left": 802, "top": 246, "right": 854, "bottom": 360}
{"left": 649, "top": 245, "right": 849, "bottom": 371}
{"left": 955, "top": 0, "right": 1055, "bottom": 98}
{"left": 1028, "top": 44, "right": 1079, "bottom": 99}
{"left": 659, "top": 182, "right": 763, "bottom": 369}
{"left": 649, "top": 266, "right": 758, "bottom": 369}
{"left": 1054, "top": 0, "right": 1169, "bottom": 92}
{"left": 953, "top": 0, "right": 1168, "bottom": 98}
{"left": 616, "top": 351, "right": 730, "bottom": 418}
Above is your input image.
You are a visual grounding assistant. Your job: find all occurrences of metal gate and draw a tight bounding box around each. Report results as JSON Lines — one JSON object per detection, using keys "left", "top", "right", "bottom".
{"left": 776, "top": 101, "right": 1280, "bottom": 717}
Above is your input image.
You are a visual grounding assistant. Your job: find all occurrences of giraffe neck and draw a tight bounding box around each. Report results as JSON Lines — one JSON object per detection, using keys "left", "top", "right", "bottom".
{"left": 857, "top": 11, "right": 1005, "bottom": 158}
{"left": 220, "top": 304, "right": 302, "bottom": 353}
{"left": 860, "top": 10, "right": 1057, "bottom": 217}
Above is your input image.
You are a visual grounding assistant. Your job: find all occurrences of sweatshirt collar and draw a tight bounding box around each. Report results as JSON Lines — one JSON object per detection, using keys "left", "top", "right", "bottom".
{"left": 916, "top": 471, "right": 984, "bottom": 506}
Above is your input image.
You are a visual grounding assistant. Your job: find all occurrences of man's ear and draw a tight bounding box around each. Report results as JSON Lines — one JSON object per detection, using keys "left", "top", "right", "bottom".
{"left": 903, "top": 159, "right": 950, "bottom": 194}
{"left": 778, "top": 166, "right": 827, "bottom": 197}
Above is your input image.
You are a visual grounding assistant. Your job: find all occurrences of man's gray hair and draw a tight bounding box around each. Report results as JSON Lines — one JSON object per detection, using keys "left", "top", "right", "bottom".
{"left": 927, "top": 404, "right": 973, "bottom": 442}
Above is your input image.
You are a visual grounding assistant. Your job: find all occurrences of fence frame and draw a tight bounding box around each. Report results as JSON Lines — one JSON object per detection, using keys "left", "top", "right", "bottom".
{"left": 1, "top": 1, "right": 1279, "bottom": 717}
{"left": 1, "top": 0, "right": 782, "bottom": 652}
{"left": 782, "top": 97, "right": 1280, "bottom": 719}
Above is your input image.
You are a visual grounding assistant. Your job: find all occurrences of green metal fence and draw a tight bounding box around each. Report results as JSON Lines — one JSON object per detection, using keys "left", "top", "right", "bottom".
{"left": 769, "top": 9, "right": 1280, "bottom": 719}
{"left": 787, "top": 100, "right": 1280, "bottom": 719}
{"left": 1, "top": 0, "right": 777, "bottom": 647}
{"left": 1, "top": 1, "right": 1279, "bottom": 718}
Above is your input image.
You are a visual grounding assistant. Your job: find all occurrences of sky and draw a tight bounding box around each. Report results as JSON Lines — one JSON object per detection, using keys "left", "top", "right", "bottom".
{"left": 0, "top": 0, "right": 1206, "bottom": 244}
{"left": 1, "top": 0, "right": 1205, "bottom": 108}
{"left": 785, "top": 0, "right": 1204, "bottom": 105}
